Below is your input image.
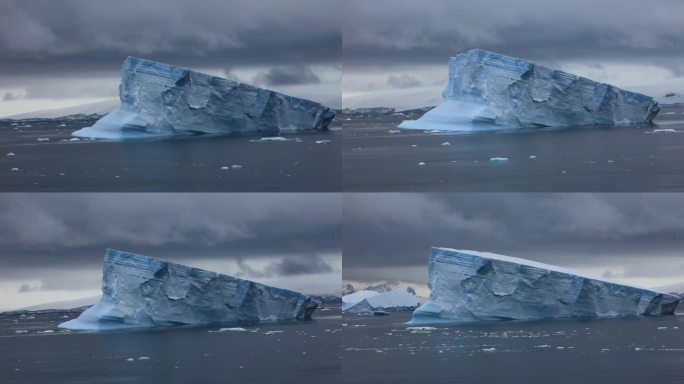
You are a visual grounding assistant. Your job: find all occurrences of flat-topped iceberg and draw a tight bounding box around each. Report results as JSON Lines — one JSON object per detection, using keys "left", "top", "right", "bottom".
{"left": 73, "top": 57, "right": 335, "bottom": 139}
{"left": 342, "top": 289, "right": 420, "bottom": 313}
{"left": 400, "top": 49, "right": 660, "bottom": 131}
{"left": 59, "top": 249, "right": 317, "bottom": 330}
{"left": 411, "top": 247, "right": 680, "bottom": 324}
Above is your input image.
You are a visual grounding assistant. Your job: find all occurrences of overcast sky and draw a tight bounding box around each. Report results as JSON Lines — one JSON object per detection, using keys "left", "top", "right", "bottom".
{"left": 0, "top": 193, "right": 341, "bottom": 310}
{"left": 0, "top": 0, "right": 341, "bottom": 117}
{"left": 344, "top": 194, "right": 684, "bottom": 296}
{"left": 343, "top": 0, "right": 684, "bottom": 109}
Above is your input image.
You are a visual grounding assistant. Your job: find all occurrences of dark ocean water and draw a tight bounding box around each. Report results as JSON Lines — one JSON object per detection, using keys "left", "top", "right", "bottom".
{"left": 342, "top": 312, "right": 684, "bottom": 384}
{"left": 343, "top": 108, "right": 684, "bottom": 192}
{"left": 0, "top": 309, "right": 341, "bottom": 384}
{"left": 0, "top": 120, "right": 341, "bottom": 192}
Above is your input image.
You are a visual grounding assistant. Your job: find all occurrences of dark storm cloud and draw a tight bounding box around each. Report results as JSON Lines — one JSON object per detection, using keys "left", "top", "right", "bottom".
{"left": 344, "top": 0, "right": 684, "bottom": 72}
{"left": 0, "top": 194, "right": 341, "bottom": 278}
{"left": 0, "top": 0, "right": 340, "bottom": 78}
{"left": 343, "top": 194, "right": 684, "bottom": 282}
{"left": 254, "top": 66, "right": 322, "bottom": 86}
{"left": 387, "top": 74, "right": 422, "bottom": 89}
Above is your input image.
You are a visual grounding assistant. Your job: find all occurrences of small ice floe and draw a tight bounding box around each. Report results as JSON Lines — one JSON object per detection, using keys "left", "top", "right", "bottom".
{"left": 231, "top": 164, "right": 243, "bottom": 169}
{"left": 37, "top": 330, "right": 54, "bottom": 334}
{"left": 441, "top": 142, "right": 451, "bottom": 146}
{"left": 315, "top": 140, "right": 331, "bottom": 144}
{"left": 411, "top": 144, "right": 418, "bottom": 147}
{"left": 6, "top": 152, "right": 15, "bottom": 156}
{"left": 264, "top": 330, "right": 284, "bottom": 335}
{"left": 138, "top": 357, "right": 150, "bottom": 361}
{"left": 126, "top": 358, "right": 135, "bottom": 362}
{"left": 250, "top": 137, "right": 291, "bottom": 142}
{"left": 36, "top": 137, "right": 50, "bottom": 142}
{"left": 388, "top": 130, "right": 401, "bottom": 134}
{"left": 406, "top": 327, "right": 437, "bottom": 331}
{"left": 607, "top": 160, "right": 615, "bottom": 163}
{"left": 10, "top": 168, "right": 19, "bottom": 171}
{"left": 482, "top": 347, "right": 497, "bottom": 353}
{"left": 648, "top": 128, "right": 680, "bottom": 133}
{"left": 657, "top": 327, "right": 668, "bottom": 330}
{"left": 489, "top": 157, "right": 509, "bottom": 162}
{"left": 529, "top": 155, "right": 537, "bottom": 159}
{"left": 533, "top": 345, "right": 551, "bottom": 348}
{"left": 220, "top": 166, "right": 230, "bottom": 170}
{"left": 18, "top": 124, "right": 32, "bottom": 128}
{"left": 601, "top": 348, "right": 611, "bottom": 352}
{"left": 425, "top": 129, "right": 443, "bottom": 133}
{"left": 15, "top": 330, "right": 28, "bottom": 334}
{"left": 209, "top": 327, "right": 248, "bottom": 332}
{"left": 418, "top": 162, "right": 426, "bottom": 166}
{"left": 68, "top": 138, "right": 80, "bottom": 141}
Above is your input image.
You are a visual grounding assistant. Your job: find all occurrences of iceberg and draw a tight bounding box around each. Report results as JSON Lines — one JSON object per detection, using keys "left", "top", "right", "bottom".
{"left": 400, "top": 49, "right": 660, "bottom": 131}
{"left": 59, "top": 249, "right": 317, "bottom": 330}
{"left": 343, "top": 289, "right": 420, "bottom": 313}
{"left": 411, "top": 247, "right": 680, "bottom": 324}
{"left": 73, "top": 57, "right": 335, "bottom": 139}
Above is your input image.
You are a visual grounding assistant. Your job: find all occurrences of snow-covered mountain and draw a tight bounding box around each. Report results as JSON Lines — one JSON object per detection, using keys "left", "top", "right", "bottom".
{"left": 4, "top": 99, "right": 119, "bottom": 120}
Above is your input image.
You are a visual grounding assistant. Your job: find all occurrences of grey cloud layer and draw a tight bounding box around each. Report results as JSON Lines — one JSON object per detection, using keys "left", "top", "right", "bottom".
{"left": 343, "top": 194, "right": 684, "bottom": 282}
{"left": 0, "top": 0, "right": 340, "bottom": 77}
{"left": 0, "top": 194, "right": 341, "bottom": 278}
{"left": 343, "top": 0, "right": 684, "bottom": 73}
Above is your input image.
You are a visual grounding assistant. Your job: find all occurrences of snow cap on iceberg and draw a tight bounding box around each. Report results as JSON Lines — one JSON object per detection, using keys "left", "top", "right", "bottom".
{"left": 400, "top": 49, "right": 660, "bottom": 131}
{"left": 411, "top": 247, "right": 680, "bottom": 324}
{"left": 73, "top": 56, "right": 335, "bottom": 139}
{"left": 59, "top": 249, "right": 318, "bottom": 331}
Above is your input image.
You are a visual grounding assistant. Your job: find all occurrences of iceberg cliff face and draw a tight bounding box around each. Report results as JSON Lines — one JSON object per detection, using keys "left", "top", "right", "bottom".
{"left": 73, "top": 57, "right": 335, "bottom": 139}
{"left": 411, "top": 247, "right": 680, "bottom": 324}
{"left": 400, "top": 49, "right": 660, "bottom": 131}
{"left": 59, "top": 249, "right": 317, "bottom": 330}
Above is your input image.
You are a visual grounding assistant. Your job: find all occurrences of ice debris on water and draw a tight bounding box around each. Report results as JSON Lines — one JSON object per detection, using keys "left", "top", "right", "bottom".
{"left": 6, "top": 152, "right": 15, "bottom": 156}
{"left": 315, "top": 140, "right": 331, "bottom": 144}
{"left": 489, "top": 157, "right": 509, "bottom": 161}
{"left": 37, "top": 138, "right": 50, "bottom": 142}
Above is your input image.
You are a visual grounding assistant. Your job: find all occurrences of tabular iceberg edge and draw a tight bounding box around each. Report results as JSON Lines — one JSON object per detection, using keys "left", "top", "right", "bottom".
{"left": 59, "top": 249, "right": 318, "bottom": 331}
{"left": 400, "top": 49, "right": 660, "bottom": 132}
{"left": 72, "top": 56, "right": 335, "bottom": 139}
{"left": 411, "top": 247, "right": 680, "bottom": 325}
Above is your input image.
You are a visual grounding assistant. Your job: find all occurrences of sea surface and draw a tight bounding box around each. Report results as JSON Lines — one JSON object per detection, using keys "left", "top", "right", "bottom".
{"left": 0, "top": 308, "right": 341, "bottom": 384}
{"left": 343, "top": 106, "right": 684, "bottom": 191}
{"left": 342, "top": 312, "right": 684, "bottom": 384}
{"left": 0, "top": 119, "right": 341, "bottom": 191}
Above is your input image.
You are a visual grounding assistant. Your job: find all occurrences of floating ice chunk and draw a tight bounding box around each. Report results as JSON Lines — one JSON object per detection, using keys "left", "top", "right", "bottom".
{"left": 529, "top": 155, "right": 537, "bottom": 159}
{"left": 489, "top": 157, "right": 509, "bottom": 161}
{"left": 650, "top": 128, "right": 680, "bottom": 133}
{"left": 126, "top": 358, "right": 135, "bottom": 362}
{"left": 388, "top": 130, "right": 401, "bottom": 134}
{"left": 441, "top": 142, "right": 451, "bottom": 146}
{"left": 36, "top": 138, "right": 50, "bottom": 142}
{"left": 231, "top": 164, "right": 242, "bottom": 169}
{"left": 250, "top": 137, "right": 292, "bottom": 142}
{"left": 482, "top": 348, "right": 497, "bottom": 352}
{"left": 411, "top": 247, "right": 681, "bottom": 324}
{"left": 59, "top": 249, "right": 317, "bottom": 331}
{"left": 315, "top": 140, "right": 331, "bottom": 144}
{"left": 418, "top": 162, "right": 427, "bottom": 166}
{"left": 15, "top": 330, "right": 28, "bottom": 334}
{"left": 72, "top": 57, "right": 334, "bottom": 140}
{"left": 138, "top": 356, "right": 150, "bottom": 361}
{"left": 10, "top": 168, "right": 19, "bottom": 171}
{"left": 400, "top": 49, "right": 660, "bottom": 131}
{"left": 220, "top": 166, "right": 230, "bottom": 170}
{"left": 57, "top": 123, "right": 67, "bottom": 127}
{"left": 210, "top": 327, "right": 248, "bottom": 332}
{"left": 264, "top": 330, "right": 284, "bottom": 335}
{"left": 68, "top": 138, "right": 81, "bottom": 141}
{"left": 6, "top": 152, "right": 15, "bottom": 156}
{"left": 37, "top": 330, "right": 54, "bottom": 334}
{"left": 405, "top": 327, "right": 437, "bottom": 331}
